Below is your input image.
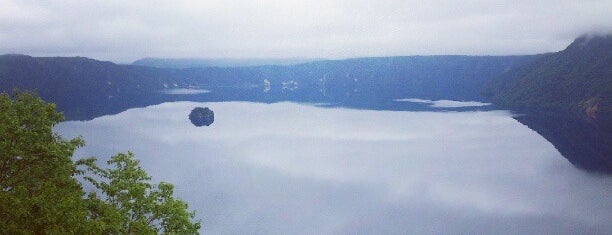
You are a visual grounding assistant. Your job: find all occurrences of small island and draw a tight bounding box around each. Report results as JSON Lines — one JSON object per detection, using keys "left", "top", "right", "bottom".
{"left": 189, "top": 107, "right": 214, "bottom": 127}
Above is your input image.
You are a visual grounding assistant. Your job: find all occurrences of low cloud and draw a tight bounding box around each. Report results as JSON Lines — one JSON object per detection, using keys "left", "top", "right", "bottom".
{"left": 1, "top": 0, "right": 611, "bottom": 62}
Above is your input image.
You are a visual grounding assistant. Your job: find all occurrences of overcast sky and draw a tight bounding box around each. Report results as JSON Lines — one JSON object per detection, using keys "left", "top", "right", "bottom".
{"left": 1, "top": 0, "right": 611, "bottom": 63}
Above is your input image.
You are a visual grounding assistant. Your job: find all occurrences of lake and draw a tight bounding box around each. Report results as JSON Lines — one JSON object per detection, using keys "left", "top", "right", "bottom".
{"left": 56, "top": 101, "right": 611, "bottom": 234}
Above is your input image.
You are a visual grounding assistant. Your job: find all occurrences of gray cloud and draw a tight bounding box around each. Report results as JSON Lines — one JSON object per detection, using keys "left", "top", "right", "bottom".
{"left": 1, "top": 0, "right": 611, "bottom": 62}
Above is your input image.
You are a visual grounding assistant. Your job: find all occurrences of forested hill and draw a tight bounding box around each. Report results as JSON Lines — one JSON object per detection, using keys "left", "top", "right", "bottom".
{"left": 488, "top": 34, "right": 612, "bottom": 121}
{"left": 0, "top": 54, "right": 192, "bottom": 96}
{"left": 0, "top": 54, "right": 536, "bottom": 120}
{"left": 0, "top": 54, "right": 195, "bottom": 119}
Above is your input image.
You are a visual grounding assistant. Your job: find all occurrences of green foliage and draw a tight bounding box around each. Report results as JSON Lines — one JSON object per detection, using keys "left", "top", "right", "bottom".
{"left": 0, "top": 90, "right": 95, "bottom": 234}
{"left": 80, "top": 153, "right": 201, "bottom": 234}
{"left": 0, "top": 90, "right": 201, "bottom": 234}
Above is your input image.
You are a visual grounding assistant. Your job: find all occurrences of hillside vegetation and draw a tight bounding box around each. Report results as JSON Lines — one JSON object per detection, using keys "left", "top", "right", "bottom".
{"left": 0, "top": 54, "right": 535, "bottom": 120}
{"left": 488, "top": 35, "right": 612, "bottom": 121}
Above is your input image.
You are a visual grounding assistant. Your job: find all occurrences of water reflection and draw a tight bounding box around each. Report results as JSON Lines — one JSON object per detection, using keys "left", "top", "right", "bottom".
{"left": 394, "top": 98, "right": 491, "bottom": 108}
{"left": 55, "top": 102, "right": 611, "bottom": 234}
{"left": 161, "top": 88, "right": 211, "bottom": 95}
{"left": 514, "top": 112, "right": 611, "bottom": 174}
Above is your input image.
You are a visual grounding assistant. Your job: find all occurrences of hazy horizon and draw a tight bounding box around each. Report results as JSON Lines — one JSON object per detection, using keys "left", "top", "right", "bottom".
{"left": 1, "top": 0, "right": 611, "bottom": 63}
{"left": 0, "top": 53, "right": 548, "bottom": 65}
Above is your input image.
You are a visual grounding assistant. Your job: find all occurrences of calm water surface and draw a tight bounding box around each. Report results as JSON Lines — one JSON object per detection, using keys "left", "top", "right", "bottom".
{"left": 56, "top": 101, "right": 611, "bottom": 234}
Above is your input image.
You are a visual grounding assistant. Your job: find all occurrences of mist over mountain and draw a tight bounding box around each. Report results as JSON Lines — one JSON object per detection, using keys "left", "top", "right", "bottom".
{"left": 132, "top": 58, "right": 320, "bottom": 68}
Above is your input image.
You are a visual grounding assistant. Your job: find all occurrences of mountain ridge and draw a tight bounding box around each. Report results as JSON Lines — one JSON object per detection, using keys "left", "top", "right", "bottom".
{"left": 1, "top": 53, "right": 536, "bottom": 119}
{"left": 488, "top": 34, "right": 612, "bottom": 123}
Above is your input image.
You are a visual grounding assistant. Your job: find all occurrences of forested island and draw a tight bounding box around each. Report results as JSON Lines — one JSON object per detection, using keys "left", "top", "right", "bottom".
{"left": 189, "top": 107, "right": 215, "bottom": 127}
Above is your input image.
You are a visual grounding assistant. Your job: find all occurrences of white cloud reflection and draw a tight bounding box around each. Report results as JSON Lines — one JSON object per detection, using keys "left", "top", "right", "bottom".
{"left": 160, "top": 88, "right": 211, "bottom": 95}
{"left": 56, "top": 102, "right": 612, "bottom": 234}
{"left": 395, "top": 98, "right": 491, "bottom": 108}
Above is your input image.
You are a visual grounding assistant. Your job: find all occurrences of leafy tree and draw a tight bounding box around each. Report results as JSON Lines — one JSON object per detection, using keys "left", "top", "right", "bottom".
{"left": 0, "top": 90, "right": 201, "bottom": 234}
{"left": 0, "top": 90, "right": 97, "bottom": 234}
{"left": 80, "top": 153, "right": 201, "bottom": 234}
